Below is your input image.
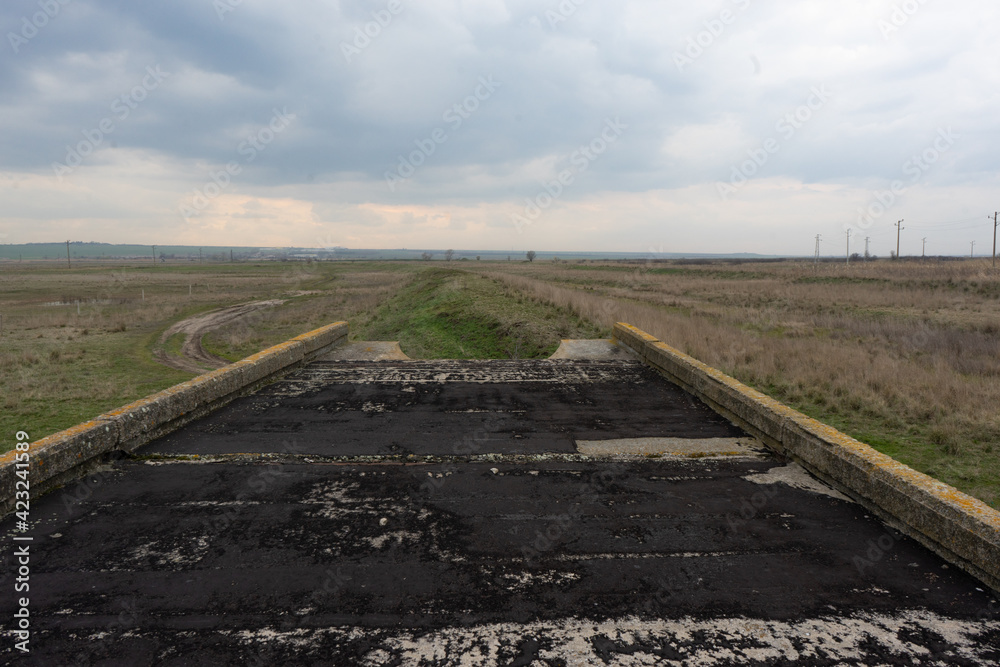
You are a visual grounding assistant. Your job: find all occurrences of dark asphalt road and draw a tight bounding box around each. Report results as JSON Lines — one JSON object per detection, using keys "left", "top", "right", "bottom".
{"left": 2, "top": 359, "right": 998, "bottom": 665}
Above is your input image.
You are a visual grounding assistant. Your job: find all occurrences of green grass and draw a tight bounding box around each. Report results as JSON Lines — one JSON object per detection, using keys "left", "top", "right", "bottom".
{"left": 161, "top": 333, "right": 185, "bottom": 357}
{"left": 355, "top": 268, "right": 606, "bottom": 358}
{"left": 0, "top": 261, "right": 408, "bottom": 452}
{"left": 753, "top": 380, "right": 1000, "bottom": 509}
{"left": 1, "top": 324, "right": 193, "bottom": 449}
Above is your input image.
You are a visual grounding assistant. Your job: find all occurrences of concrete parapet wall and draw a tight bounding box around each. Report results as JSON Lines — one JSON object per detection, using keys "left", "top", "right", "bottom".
{"left": 0, "top": 321, "right": 348, "bottom": 514}
{"left": 292, "top": 323, "right": 350, "bottom": 358}
{"left": 613, "top": 322, "right": 1000, "bottom": 592}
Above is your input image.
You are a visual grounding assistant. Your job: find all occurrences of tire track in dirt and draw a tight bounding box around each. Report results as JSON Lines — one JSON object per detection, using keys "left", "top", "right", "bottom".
{"left": 154, "top": 300, "right": 285, "bottom": 373}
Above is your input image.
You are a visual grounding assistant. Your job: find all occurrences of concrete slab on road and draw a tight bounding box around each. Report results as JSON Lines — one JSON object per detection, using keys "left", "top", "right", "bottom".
{"left": 2, "top": 358, "right": 998, "bottom": 665}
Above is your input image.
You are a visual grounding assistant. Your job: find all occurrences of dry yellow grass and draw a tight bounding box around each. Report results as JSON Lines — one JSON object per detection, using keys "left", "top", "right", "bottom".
{"left": 481, "top": 259, "right": 1000, "bottom": 507}
{"left": 3, "top": 257, "right": 997, "bottom": 507}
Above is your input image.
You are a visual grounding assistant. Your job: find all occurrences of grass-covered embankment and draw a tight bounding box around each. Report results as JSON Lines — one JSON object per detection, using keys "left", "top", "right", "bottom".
{"left": 354, "top": 268, "right": 606, "bottom": 359}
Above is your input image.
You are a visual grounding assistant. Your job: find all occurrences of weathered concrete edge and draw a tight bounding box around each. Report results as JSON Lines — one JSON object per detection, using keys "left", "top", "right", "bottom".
{"left": 612, "top": 322, "right": 1000, "bottom": 592}
{"left": 0, "top": 321, "right": 349, "bottom": 515}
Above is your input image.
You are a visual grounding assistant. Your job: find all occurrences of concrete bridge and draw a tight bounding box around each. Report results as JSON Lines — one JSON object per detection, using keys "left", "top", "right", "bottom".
{"left": 1, "top": 324, "right": 998, "bottom": 664}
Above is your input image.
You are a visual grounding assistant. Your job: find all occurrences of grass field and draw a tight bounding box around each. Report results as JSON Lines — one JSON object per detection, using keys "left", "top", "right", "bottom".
{"left": 0, "top": 261, "right": 602, "bottom": 450}
{"left": 2, "top": 257, "right": 997, "bottom": 508}
{"left": 480, "top": 258, "right": 1000, "bottom": 508}
{"left": 0, "top": 261, "right": 400, "bottom": 446}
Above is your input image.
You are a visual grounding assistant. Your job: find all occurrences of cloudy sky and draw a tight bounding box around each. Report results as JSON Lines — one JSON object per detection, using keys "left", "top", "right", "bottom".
{"left": 2, "top": 0, "right": 998, "bottom": 256}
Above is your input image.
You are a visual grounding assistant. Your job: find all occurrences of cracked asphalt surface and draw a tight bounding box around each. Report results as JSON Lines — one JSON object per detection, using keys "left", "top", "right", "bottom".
{"left": 2, "top": 359, "right": 998, "bottom": 665}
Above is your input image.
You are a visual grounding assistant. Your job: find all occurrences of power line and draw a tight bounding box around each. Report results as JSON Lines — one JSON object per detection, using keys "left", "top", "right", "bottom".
{"left": 901, "top": 215, "right": 983, "bottom": 230}
{"left": 907, "top": 223, "right": 984, "bottom": 233}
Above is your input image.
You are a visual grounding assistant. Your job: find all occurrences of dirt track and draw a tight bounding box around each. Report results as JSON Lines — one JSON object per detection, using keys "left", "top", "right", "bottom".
{"left": 154, "top": 300, "right": 285, "bottom": 373}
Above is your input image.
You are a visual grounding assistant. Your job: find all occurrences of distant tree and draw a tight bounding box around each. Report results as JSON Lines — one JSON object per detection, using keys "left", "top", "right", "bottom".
{"left": 476, "top": 255, "right": 481, "bottom": 261}
{"left": 526, "top": 250, "right": 536, "bottom": 262}
{"left": 421, "top": 252, "right": 433, "bottom": 261}
{"left": 850, "top": 253, "right": 861, "bottom": 262}
{"left": 445, "top": 249, "right": 454, "bottom": 261}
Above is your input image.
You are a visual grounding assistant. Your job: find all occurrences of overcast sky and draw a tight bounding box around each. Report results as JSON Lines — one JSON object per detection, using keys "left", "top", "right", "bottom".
{"left": 1, "top": 0, "right": 998, "bottom": 256}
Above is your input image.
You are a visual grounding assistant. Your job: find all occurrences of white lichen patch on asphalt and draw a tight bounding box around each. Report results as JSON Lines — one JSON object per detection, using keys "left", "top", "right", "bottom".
{"left": 365, "top": 530, "right": 422, "bottom": 549}
{"left": 743, "top": 462, "right": 852, "bottom": 501}
{"left": 297, "top": 476, "right": 467, "bottom": 559}
{"left": 301, "top": 479, "right": 371, "bottom": 518}
{"left": 494, "top": 569, "right": 582, "bottom": 592}
{"left": 126, "top": 535, "right": 211, "bottom": 569}
{"left": 269, "top": 360, "right": 647, "bottom": 392}
{"left": 210, "top": 611, "right": 999, "bottom": 665}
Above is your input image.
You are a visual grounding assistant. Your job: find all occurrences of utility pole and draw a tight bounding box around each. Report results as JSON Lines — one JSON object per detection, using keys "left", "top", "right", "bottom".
{"left": 151, "top": 245, "right": 156, "bottom": 265}
{"left": 864, "top": 236, "right": 871, "bottom": 261}
{"left": 992, "top": 212, "right": 998, "bottom": 269}
{"left": 922, "top": 237, "right": 927, "bottom": 258}
{"left": 230, "top": 249, "right": 234, "bottom": 263}
{"left": 846, "top": 229, "right": 852, "bottom": 265}
{"left": 814, "top": 234, "right": 822, "bottom": 265}
{"left": 895, "top": 219, "right": 904, "bottom": 259}
{"left": 971, "top": 240, "right": 975, "bottom": 258}
{"left": 199, "top": 248, "right": 203, "bottom": 263}
{"left": 65, "top": 240, "right": 71, "bottom": 268}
